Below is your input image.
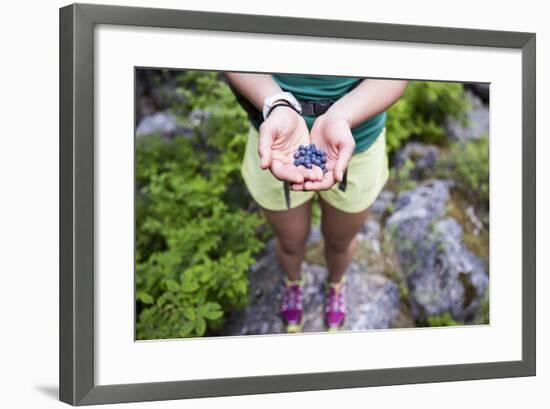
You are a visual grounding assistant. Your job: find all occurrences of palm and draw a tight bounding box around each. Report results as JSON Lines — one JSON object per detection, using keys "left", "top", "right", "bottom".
{"left": 260, "top": 109, "right": 321, "bottom": 184}
{"left": 293, "top": 115, "right": 355, "bottom": 191}
{"left": 270, "top": 125, "right": 311, "bottom": 182}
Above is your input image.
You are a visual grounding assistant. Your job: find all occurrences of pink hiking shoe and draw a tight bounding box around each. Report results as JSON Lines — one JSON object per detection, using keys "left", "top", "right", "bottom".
{"left": 324, "top": 276, "right": 347, "bottom": 332}
{"left": 280, "top": 276, "right": 305, "bottom": 333}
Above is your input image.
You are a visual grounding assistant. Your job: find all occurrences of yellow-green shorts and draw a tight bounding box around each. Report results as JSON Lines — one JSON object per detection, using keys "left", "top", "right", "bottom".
{"left": 240, "top": 127, "right": 389, "bottom": 214}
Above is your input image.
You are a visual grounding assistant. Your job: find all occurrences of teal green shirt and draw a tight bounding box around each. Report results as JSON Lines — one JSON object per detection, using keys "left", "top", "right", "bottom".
{"left": 272, "top": 74, "right": 386, "bottom": 153}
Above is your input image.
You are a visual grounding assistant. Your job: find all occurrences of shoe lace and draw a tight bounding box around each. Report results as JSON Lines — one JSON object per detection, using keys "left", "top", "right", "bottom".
{"left": 328, "top": 282, "right": 346, "bottom": 312}
{"left": 283, "top": 280, "right": 303, "bottom": 310}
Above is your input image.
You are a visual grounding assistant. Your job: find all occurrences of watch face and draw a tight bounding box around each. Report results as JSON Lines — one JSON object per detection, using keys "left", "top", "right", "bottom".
{"left": 263, "top": 92, "right": 301, "bottom": 119}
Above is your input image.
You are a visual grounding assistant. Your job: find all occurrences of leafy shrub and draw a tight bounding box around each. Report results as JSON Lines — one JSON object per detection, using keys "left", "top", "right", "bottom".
{"left": 437, "top": 136, "right": 489, "bottom": 208}
{"left": 135, "top": 71, "right": 266, "bottom": 340}
{"left": 386, "top": 81, "right": 470, "bottom": 154}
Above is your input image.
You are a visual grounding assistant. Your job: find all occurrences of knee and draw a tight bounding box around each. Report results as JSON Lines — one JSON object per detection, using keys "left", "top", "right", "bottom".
{"left": 323, "top": 232, "right": 357, "bottom": 255}
{"left": 275, "top": 235, "right": 308, "bottom": 257}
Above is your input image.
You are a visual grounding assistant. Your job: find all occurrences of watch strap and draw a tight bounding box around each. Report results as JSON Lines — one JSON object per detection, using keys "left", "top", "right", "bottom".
{"left": 265, "top": 101, "right": 301, "bottom": 119}
{"left": 263, "top": 91, "right": 301, "bottom": 120}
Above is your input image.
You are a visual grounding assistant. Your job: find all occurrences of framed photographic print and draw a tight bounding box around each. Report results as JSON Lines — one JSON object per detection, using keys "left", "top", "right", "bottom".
{"left": 59, "top": 2, "right": 536, "bottom": 406}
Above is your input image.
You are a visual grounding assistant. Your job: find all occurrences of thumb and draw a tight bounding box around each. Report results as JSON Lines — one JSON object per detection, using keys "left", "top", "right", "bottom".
{"left": 334, "top": 140, "right": 355, "bottom": 182}
{"left": 258, "top": 124, "right": 275, "bottom": 170}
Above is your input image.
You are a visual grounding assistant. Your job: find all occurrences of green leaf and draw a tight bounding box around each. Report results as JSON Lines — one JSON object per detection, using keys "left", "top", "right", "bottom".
{"left": 197, "top": 303, "right": 211, "bottom": 316}
{"left": 165, "top": 279, "right": 180, "bottom": 292}
{"left": 136, "top": 291, "right": 154, "bottom": 305}
{"left": 203, "top": 310, "right": 223, "bottom": 320}
{"left": 199, "top": 302, "right": 223, "bottom": 316}
{"left": 179, "top": 320, "right": 195, "bottom": 337}
{"left": 156, "top": 296, "right": 167, "bottom": 308}
{"left": 200, "top": 270, "right": 212, "bottom": 283}
{"left": 181, "top": 280, "right": 199, "bottom": 293}
{"left": 195, "top": 317, "right": 206, "bottom": 336}
{"left": 183, "top": 308, "right": 196, "bottom": 321}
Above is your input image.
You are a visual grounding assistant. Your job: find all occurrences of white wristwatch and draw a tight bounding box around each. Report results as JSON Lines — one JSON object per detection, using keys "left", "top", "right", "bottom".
{"left": 262, "top": 91, "right": 302, "bottom": 120}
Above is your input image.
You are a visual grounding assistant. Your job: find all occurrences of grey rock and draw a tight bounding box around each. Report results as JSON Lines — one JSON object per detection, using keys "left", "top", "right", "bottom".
{"left": 465, "top": 206, "right": 484, "bottom": 236}
{"left": 445, "top": 91, "right": 489, "bottom": 141}
{"left": 189, "top": 109, "right": 211, "bottom": 127}
{"left": 136, "top": 111, "right": 195, "bottom": 138}
{"left": 385, "top": 180, "right": 488, "bottom": 323}
{"left": 395, "top": 142, "right": 440, "bottom": 179}
{"left": 135, "top": 71, "right": 183, "bottom": 120}
{"left": 369, "top": 190, "right": 395, "bottom": 219}
{"left": 386, "top": 180, "right": 450, "bottom": 229}
{"left": 221, "top": 252, "right": 400, "bottom": 336}
{"left": 343, "top": 263, "right": 400, "bottom": 331}
{"left": 357, "top": 219, "right": 382, "bottom": 254}
{"left": 152, "top": 83, "right": 184, "bottom": 107}
{"left": 360, "top": 219, "right": 381, "bottom": 241}
{"left": 136, "top": 112, "right": 178, "bottom": 137}
{"left": 306, "top": 226, "right": 323, "bottom": 245}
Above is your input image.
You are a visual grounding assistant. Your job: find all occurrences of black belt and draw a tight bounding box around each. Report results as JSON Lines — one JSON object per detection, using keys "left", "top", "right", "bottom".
{"left": 298, "top": 99, "right": 336, "bottom": 116}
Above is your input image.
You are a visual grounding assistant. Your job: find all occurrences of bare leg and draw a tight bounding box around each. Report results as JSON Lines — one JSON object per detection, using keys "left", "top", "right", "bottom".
{"left": 320, "top": 198, "right": 369, "bottom": 283}
{"left": 262, "top": 200, "right": 313, "bottom": 280}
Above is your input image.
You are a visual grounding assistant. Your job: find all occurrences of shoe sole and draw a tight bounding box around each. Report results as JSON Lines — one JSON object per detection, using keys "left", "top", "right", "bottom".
{"left": 325, "top": 318, "right": 345, "bottom": 332}
{"left": 285, "top": 316, "right": 305, "bottom": 333}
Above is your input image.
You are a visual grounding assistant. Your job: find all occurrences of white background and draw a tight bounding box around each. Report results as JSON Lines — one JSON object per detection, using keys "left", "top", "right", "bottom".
{"left": 96, "top": 25, "right": 522, "bottom": 385}
{"left": 0, "top": 0, "right": 547, "bottom": 407}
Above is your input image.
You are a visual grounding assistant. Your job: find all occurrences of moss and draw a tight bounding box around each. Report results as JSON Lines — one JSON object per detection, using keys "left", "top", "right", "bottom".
{"left": 473, "top": 290, "right": 490, "bottom": 325}
{"left": 444, "top": 190, "right": 489, "bottom": 264}
{"left": 436, "top": 136, "right": 489, "bottom": 208}
{"left": 391, "top": 304, "right": 416, "bottom": 328}
{"left": 388, "top": 158, "right": 418, "bottom": 191}
{"left": 399, "top": 282, "right": 409, "bottom": 301}
{"left": 458, "top": 272, "right": 478, "bottom": 309}
{"left": 423, "top": 312, "right": 463, "bottom": 327}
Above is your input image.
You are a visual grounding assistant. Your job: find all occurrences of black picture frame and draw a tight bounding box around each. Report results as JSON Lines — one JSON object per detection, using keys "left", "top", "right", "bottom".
{"left": 59, "top": 2, "right": 536, "bottom": 406}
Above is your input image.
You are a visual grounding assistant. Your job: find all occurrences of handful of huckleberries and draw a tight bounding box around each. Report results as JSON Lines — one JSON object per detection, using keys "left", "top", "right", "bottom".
{"left": 293, "top": 143, "right": 328, "bottom": 174}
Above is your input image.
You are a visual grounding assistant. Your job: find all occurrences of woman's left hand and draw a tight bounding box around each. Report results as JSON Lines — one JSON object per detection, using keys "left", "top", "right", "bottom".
{"left": 291, "top": 114, "right": 356, "bottom": 191}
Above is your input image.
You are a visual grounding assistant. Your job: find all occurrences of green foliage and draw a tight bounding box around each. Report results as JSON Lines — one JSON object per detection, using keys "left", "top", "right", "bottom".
{"left": 425, "top": 312, "right": 463, "bottom": 327}
{"left": 437, "top": 136, "right": 489, "bottom": 208}
{"left": 389, "top": 158, "right": 418, "bottom": 191}
{"left": 135, "top": 71, "right": 266, "bottom": 340}
{"left": 386, "top": 81, "right": 470, "bottom": 154}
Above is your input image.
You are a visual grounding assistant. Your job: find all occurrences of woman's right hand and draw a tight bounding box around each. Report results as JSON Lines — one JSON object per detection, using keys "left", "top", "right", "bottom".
{"left": 258, "top": 106, "right": 322, "bottom": 184}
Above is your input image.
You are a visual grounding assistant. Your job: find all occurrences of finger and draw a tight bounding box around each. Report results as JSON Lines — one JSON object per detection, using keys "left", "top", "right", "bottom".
{"left": 258, "top": 124, "right": 275, "bottom": 170}
{"left": 297, "top": 166, "right": 317, "bottom": 182}
{"left": 312, "top": 166, "right": 324, "bottom": 182}
{"left": 272, "top": 161, "right": 304, "bottom": 184}
{"left": 291, "top": 182, "right": 305, "bottom": 191}
{"left": 334, "top": 142, "right": 355, "bottom": 182}
{"left": 304, "top": 171, "right": 336, "bottom": 191}
{"left": 283, "top": 163, "right": 317, "bottom": 182}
